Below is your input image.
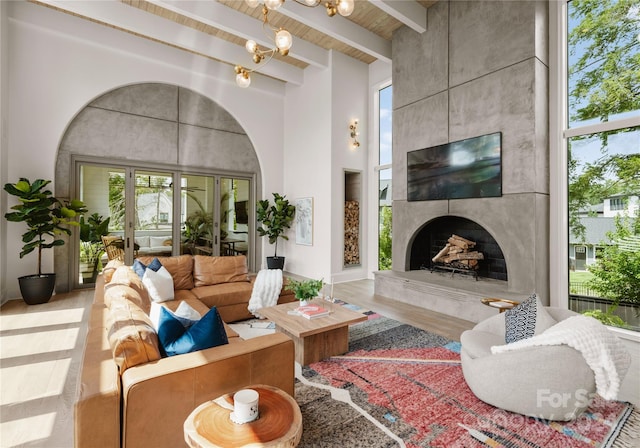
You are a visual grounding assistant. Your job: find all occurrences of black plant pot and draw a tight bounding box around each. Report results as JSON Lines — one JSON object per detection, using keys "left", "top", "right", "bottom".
{"left": 18, "top": 274, "right": 56, "bottom": 305}
{"left": 266, "top": 256, "right": 285, "bottom": 270}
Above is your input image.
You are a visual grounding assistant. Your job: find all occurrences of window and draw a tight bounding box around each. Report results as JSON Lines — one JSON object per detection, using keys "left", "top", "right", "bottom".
{"left": 553, "top": 0, "right": 640, "bottom": 331}
{"left": 377, "top": 85, "right": 392, "bottom": 270}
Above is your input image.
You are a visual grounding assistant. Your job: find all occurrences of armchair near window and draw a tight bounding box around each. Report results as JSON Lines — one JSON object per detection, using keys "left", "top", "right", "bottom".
{"left": 102, "top": 235, "right": 125, "bottom": 262}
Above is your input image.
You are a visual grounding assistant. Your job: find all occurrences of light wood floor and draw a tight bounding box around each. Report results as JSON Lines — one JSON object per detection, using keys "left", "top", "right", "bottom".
{"left": 0, "top": 279, "right": 474, "bottom": 447}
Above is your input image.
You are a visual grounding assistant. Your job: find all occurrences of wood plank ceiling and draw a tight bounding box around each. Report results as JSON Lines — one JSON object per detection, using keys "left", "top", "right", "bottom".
{"left": 32, "top": 0, "right": 438, "bottom": 85}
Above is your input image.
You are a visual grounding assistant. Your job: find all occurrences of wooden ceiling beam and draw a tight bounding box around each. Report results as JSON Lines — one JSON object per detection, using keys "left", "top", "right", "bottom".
{"left": 278, "top": 0, "right": 392, "bottom": 63}
{"left": 150, "top": 0, "right": 329, "bottom": 69}
{"left": 367, "top": 0, "right": 427, "bottom": 33}
{"left": 38, "top": 0, "right": 304, "bottom": 85}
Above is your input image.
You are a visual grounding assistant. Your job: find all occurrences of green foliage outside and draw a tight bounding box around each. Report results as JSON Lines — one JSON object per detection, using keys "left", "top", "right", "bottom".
{"left": 286, "top": 278, "right": 324, "bottom": 301}
{"left": 378, "top": 206, "right": 392, "bottom": 270}
{"left": 587, "top": 215, "right": 640, "bottom": 324}
{"left": 79, "top": 213, "right": 110, "bottom": 281}
{"left": 567, "top": 0, "right": 640, "bottom": 240}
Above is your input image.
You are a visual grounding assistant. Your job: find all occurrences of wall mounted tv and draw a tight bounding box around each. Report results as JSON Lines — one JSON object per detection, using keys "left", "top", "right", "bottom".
{"left": 407, "top": 132, "right": 502, "bottom": 201}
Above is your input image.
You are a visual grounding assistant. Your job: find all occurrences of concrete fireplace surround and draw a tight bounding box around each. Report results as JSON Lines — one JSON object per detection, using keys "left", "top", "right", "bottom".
{"left": 376, "top": 1, "right": 550, "bottom": 323}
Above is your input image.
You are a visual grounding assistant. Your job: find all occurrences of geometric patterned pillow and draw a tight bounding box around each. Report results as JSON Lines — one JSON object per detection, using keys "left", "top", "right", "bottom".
{"left": 504, "top": 293, "right": 557, "bottom": 343}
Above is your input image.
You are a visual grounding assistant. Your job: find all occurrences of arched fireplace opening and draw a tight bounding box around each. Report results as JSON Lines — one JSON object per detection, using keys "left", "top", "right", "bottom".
{"left": 410, "top": 216, "right": 507, "bottom": 281}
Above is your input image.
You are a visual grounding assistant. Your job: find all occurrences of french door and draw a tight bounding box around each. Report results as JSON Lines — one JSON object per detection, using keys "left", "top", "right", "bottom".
{"left": 76, "top": 161, "right": 252, "bottom": 287}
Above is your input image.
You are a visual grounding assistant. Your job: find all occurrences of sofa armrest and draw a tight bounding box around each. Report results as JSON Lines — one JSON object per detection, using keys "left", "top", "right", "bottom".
{"left": 119, "top": 333, "right": 294, "bottom": 448}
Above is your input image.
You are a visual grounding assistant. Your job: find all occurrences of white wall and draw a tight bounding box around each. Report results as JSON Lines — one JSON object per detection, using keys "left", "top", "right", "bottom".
{"left": 282, "top": 65, "right": 333, "bottom": 278}
{"left": 330, "top": 52, "right": 369, "bottom": 283}
{"left": 282, "top": 51, "right": 369, "bottom": 284}
{"left": 2, "top": 2, "right": 287, "bottom": 300}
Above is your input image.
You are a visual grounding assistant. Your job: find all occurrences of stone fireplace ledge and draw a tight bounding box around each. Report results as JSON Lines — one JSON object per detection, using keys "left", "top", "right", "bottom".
{"left": 374, "top": 270, "right": 534, "bottom": 324}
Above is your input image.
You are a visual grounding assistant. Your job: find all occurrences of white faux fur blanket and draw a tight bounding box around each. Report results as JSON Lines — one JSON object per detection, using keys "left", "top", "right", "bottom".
{"left": 248, "top": 269, "right": 283, "bottom": 317}
{"left": 491, "top": 315, "right": 631, "bottom": 400}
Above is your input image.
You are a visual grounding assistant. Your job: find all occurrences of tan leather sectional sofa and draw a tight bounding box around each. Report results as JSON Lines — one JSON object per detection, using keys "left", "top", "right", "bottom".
{"left": 74, "top": 255, "right": 296, "bottom": 448}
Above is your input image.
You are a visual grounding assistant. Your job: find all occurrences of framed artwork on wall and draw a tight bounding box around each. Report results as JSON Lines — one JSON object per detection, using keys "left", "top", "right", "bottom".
{"left": 295, "top": 197, "right": 313, "bottom": 246}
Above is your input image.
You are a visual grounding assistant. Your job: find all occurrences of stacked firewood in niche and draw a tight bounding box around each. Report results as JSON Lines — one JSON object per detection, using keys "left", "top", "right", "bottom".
{"left": 432, "top": 234, "right": 484, "bottom": 270}
{"left": 344, "top": 201, "right": 360, "bottom": 265}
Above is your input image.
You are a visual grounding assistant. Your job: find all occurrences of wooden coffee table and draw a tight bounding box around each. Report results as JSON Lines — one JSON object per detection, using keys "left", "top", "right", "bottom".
{"left": 258, "top": 299, "right": 367, "bottom": 365}
{"left": 184, "top": 385, "right": 302, "bottom": 448}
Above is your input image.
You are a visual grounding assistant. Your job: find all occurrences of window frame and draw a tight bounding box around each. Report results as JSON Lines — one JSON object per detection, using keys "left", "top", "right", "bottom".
{"left": 549, "top": 0, "right": 640, "bottom": 340}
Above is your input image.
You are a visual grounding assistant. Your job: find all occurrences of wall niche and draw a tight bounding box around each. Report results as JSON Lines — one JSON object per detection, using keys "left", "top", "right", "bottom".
{"left": 344, "top": 170, "right": 361, "bottom": 267}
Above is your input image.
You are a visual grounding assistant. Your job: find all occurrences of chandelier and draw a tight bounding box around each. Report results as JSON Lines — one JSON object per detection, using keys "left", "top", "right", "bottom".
{"left": 234, "top": 0, "right": 356, "bottom": 88}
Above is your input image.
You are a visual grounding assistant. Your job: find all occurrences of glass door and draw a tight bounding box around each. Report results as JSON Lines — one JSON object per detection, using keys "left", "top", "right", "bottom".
{"left": 133, "top": 170, "right": 175, "bottom": 260}
{"left": 220, "top": 178, "right": 250, "bottom": 259}
{"left": 180, "top": 174, "right": 216, "bottom": 256}
{"left": 77, "top": 164, "right": 126, "bottom": 285}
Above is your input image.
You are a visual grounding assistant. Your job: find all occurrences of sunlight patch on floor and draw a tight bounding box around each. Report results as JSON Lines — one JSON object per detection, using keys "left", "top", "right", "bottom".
{"left": 0, "top": 328, "right": 79, "bottom": 358}
{"left": 0, "top": 412, "right": 57, "bottom": 447}
{"left": 0, "top": 307, "right": 85, "bottom": 331}
{"left": 1, "top": 358, "right": 71, "bottom": 404}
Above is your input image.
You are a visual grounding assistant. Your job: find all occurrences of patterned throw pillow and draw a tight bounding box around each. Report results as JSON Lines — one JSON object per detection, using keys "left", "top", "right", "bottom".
{"left": 504, "top": 293, "right": 557, "bottom": 343}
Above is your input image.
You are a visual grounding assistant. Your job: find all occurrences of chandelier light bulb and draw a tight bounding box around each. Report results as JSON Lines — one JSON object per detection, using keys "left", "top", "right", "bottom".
{"left": 336, "top": 0, "right": 354, "bottom": 16}
{"left": 303, "top": 0, "right": 319, "bottom": 5}
{"left": 275, "top": 29, "right": 293, "bottom": 52}
{"left": 245, "top": 40, "right": 257, "bottom": 53}
{"left": 245, "top": 0, "right": 261, "bottom": 7}
{"left": 264, "top": 0, "right": 283, "bottom": 10}
{"left": 236, "top": 72, "right": 251, "bottom": 88}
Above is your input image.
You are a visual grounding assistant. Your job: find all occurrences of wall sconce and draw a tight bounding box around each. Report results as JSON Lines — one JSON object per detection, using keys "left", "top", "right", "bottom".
{"left": 349, "top": 119, "right": 360, "bottom": 149}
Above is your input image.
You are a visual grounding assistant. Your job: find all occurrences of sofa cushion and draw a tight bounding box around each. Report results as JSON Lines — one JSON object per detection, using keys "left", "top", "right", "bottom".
{"left": 150, "top": 236, "right": 171, "bottom": 247}
{"left": 107, "top": 296, "right": 162, "bottom": 372}
{"left": 142, "top": 266, "right": 175, "bottom": 303}
{"left": 103, "top": 259, "right": 124, "bottom": 283}
{"left": 191, "top": 282, "right": 254, "bottom": 309}
{"left": 105, "top": 266, "right": 151, "bottom": 313}
{"left": 505, "top": 293, "right": 556, "bottom": 343}
{"left": 193, "top": 255, "right": 249, "bottom": 287}
{"left": 137, "top": 255, "right": 194, "bottom": 290}
{"left": 157, "top": 306, "right": 228, "bottom": 356}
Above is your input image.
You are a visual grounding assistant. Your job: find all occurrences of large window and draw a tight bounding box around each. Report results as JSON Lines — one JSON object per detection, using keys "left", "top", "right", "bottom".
{"left": 377, "top": 85, "right": 393, "bottom": 270}
{"left": 554, "top": 0, "right": 640, "bottom": 330}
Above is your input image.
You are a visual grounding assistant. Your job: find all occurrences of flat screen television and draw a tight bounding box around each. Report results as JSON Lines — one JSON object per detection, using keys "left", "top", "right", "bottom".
{"left": 407, "top": 132, "right": 502, "bottom": 201}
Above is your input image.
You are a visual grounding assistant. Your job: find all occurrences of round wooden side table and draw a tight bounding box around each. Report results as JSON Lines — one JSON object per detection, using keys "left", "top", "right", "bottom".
{"left": 481, "top": 297, "right": 520, "bottom": 313}
{"left": 184, "top": 385, "right": 302, "bottom": 448}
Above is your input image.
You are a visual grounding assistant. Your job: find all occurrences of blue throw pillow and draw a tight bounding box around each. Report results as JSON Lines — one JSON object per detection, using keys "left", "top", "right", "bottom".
{"left": 157, "top": 306, "right": 228, "bottom": 357}
{"left": 133, "top": 257, "right": 163, "bottom": 279}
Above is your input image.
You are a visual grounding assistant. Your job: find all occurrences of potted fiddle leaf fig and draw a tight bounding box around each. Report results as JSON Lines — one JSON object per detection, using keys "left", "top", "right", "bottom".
{"left": 256, "top": 193, "right": 295, "bottom": 270}
{"left": 4, "top": 178, "right": 86, "bottom": 304}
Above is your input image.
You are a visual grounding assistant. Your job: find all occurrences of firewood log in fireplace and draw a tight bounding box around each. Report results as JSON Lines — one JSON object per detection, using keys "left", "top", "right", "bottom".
{"left": 432, "top": 235, "right": 483, "bottom": 271}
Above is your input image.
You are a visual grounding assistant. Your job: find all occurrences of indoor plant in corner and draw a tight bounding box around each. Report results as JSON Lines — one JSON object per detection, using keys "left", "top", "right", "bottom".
{"left": 4, "top": 178, "right": 86, "bottom": 304}
{"left": 256, "top": 192, "right": 295, "bottom": 270}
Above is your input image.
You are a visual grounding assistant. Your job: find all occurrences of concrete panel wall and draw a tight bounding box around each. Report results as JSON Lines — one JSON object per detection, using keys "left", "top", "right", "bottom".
{"left": 386, "top": 0, "right": 550, "bottom": 309}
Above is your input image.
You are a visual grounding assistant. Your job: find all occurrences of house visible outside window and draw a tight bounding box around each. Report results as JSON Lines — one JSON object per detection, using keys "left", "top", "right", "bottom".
{"left": 610, "top": 198, "right": 624, "bottom": 211}
{"left": 554, "top": 0, "right": 640, "bottom": 330}
{"left": 159, "top": 212, "right": 169, "bottom": 223}
{"left": 377, "top": 85, "right": 392, "bottom": 270}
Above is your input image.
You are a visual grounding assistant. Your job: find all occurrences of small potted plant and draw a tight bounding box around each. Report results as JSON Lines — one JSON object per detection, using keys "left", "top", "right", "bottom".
{"left": 256, "top": 193, "right": 295, "bottom": 269}
{"left": 4, "top": 178, "right": 86, "bottom": 304}
{"left": 285, "top": 278, "right": 324, "bottom": 306}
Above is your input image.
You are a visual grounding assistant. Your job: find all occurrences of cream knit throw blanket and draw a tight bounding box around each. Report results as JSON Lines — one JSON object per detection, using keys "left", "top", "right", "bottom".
{"left": 491, "top": 315, "right": 631, "bottom": 400}
{"left": 248, "top": 269, "right": 283, "bottom": 317}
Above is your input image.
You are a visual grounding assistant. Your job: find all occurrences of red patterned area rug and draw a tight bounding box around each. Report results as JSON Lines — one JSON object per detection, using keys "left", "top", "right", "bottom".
{"left": 298, "top": 309, "right": 638, "bottom": 448}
